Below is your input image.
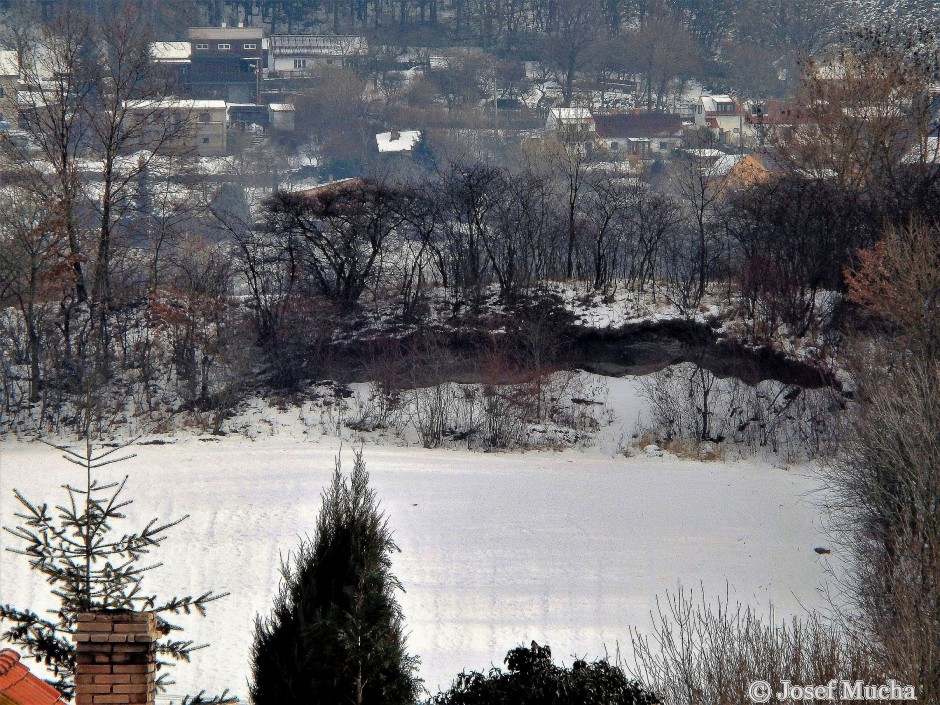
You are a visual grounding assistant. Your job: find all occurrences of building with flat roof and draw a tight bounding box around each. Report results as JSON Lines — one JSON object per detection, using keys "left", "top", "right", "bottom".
{"left": 125, "top": 98, "right": 227, "bottom": 156}
{"left": 188, "top": 27, "right": 264, "bottom": 103}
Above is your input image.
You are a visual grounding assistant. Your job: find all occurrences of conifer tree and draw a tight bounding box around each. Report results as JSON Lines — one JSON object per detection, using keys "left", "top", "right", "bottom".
{"left": 250, "top": 449, "right": 420, "bottom": 705}
{"left": 1, "top": 438, "right": 232, "bottom": 702}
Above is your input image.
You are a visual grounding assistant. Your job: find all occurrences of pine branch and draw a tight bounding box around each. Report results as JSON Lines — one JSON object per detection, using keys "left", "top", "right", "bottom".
{"left": 153, "top": 591, "right": 230, "bottom": 617}
{"left": 178, "top": 689, "right": 238, "bottom": 705}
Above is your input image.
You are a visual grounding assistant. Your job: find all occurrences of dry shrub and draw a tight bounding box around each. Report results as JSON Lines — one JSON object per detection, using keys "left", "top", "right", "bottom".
{"left": 628, "top": 587, "right": 877, "bottom": 705}
{"left": 845, "top": 222, "right": 940, "bottom": 360}
{"left": 824, "top": 356, "right": 940, "bottom": 701}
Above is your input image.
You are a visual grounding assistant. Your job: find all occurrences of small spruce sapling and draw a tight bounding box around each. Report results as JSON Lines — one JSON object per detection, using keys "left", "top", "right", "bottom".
{"left": 1, "top": 438, "right": 234, "bottom": 703}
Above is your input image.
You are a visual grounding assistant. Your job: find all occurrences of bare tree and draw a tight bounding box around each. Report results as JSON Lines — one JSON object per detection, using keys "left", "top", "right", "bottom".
{"left": 539, "top": 0, "right": 604, "bottom": 107}
{"left": 0, "top": 188, "right": 67, "bottom": 403}
{"left": 780, "top": 26, "right": 940, "bottom": 204}
{"left": 826, "top": 355, "right": 940, "bottom": 702}
{"left": 668, "top": 137, "right": 728, "bottom": 307}
{"left": 5, "top": 3, "right": 192, "bottom": 384}
{"left": 264, "top": 179, "right": 407, "bottom": 311}
{"left": 623, "top": 10, "right": 700, "bottom": 112}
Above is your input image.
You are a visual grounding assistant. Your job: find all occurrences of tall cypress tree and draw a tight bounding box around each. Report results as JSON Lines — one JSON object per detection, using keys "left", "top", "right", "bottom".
{"left": 250, "top": 449, "right": 420, "bottom": 705}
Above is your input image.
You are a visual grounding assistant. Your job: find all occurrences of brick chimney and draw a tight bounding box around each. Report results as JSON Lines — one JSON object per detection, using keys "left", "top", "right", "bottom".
{"left": 73, "top": 611, "right": 160, "bottom": 705}
{"left": 390, "top": 129, "right": 400, "bottom": 141}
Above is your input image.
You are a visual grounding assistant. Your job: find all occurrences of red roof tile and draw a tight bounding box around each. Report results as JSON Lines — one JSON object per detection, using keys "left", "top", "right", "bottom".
{"left": 0, "top": 650, "right": 67, "bottom": 705}
{"left": 593, "top": 113, "right": 683, "bottom": 139}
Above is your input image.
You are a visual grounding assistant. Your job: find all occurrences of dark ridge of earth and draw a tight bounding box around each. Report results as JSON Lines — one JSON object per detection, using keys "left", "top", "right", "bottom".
{"left": 327, "top": 319, "right": 839, "bottom": 391}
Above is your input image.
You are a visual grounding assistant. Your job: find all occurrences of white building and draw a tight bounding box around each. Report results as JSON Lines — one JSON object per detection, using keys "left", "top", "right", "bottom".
{"left": 693, "top": 94, "right": 744, "bottom": 146}
{"left": 125, "top": 99, "right": 227, "bottom": 157}
{"left": 269, "top": 35, "right": 367, "bottom": 73}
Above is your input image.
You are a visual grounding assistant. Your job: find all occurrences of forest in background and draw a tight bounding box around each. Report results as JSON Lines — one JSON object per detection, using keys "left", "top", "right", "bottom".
{"left": 3, "top": 0, "right": 940, "bottom": 99}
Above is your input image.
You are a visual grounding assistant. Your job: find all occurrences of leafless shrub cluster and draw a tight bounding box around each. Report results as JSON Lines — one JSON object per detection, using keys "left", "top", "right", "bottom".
{"left": 345, "top": 369, "right": 607, "bottom": 451}
{"left": 824, "top": 356, "right": 940, "bottom": 701}
{"left": 638, "top": 363, "right": 844, "bottom": 462}
{"left": 628, "top": 587, "right": 878, "bottom": 705}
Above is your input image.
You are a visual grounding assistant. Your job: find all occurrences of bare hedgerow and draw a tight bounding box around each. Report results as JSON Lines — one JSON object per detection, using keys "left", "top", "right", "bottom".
{"left": 628, "top": 587, "right": 878, "bottom": 705}
{"left": 639, "top": 363, "right": 843, "bottom": 462}
{"left": 823, "top": 356, "right": 940, "bottom": 701}
{"left": 829, "top": 220, "right": 940, "bottom": 700}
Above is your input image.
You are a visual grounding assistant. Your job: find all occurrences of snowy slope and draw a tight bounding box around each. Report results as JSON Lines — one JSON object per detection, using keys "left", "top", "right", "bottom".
{"left": 0, "top": 436, "right": 835, "bottom": 701}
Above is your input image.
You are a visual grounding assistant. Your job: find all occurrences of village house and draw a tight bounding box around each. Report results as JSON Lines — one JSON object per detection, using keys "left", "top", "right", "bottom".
{"left": 743, "top": 99, "right": 804, "bottom": 147}
{"left": 125, "top": 98, "right": 228, "bottom": 157}
{"left": 593, "top": 112, "right": 683, "bottom": 160}
{"left": 150, "top": 41, "right": 192, "bottom": 89}
{"left": 694, "top": 94, "right": 744, "bottom": 147}
{"left": 546, "top": 107, "right": 595, "bottom": 154}
{"left": 188, "top": 26, "right": 264, "bottom": 103}
{"left": 269, "top": 35, "right": 367, "bottom": 74}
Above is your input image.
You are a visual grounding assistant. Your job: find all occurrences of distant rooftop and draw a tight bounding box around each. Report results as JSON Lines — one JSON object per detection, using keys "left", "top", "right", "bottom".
{"left": 594, "top": 113, "right": 683, "bottom": 139}
{"left": 270, "top": 35, "right": 367, "bottom": 57}
{"left": 376, "top": 129, "right": 421, "bottom": 153}
{"left": 150, "top": 41, "right": 191, "bottom": 63}
{"left": 189, "top": 26, "right": 263, "bottom": 41}
{"left": 126, "top": 99, "right": 227, "bottom": 110}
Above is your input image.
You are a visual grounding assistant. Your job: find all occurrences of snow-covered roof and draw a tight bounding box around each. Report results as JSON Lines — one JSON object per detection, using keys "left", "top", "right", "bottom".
{"left": 0, "top": 50, "right": 18, "bottom": 77}
{"left": 376, "top": 129, "right": 421, "bottom": 153}
{"left": 125, "top": 99, "right": 227, "bottom": 110}
{"left": 150, "top": 42, "right": 191, "bottom": 63}
{"left": 189, "top": 26, "right": 263, "bottom": 41}
{"left": 549, "top": 107, "right": 592, "bottom": 122}
{"left": 700, "top": 94, "right": 739, "bottom": 114}
{"left": 270, "top": 35, "right": 367, "bottom": 57}
{"left": 710, "top": 153, "right": 745, "bottom": 175}
{"left": 683, "top": 148, "right": 726, "bottom": 159}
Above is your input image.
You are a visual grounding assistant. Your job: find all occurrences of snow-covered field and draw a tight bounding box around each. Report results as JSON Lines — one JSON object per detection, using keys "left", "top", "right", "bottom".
{"left": 0, "top": 431, "right": 834, "bottom": 701}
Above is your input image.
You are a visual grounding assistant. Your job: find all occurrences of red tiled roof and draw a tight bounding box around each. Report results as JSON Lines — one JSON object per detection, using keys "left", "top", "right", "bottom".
{"left": 0, "top": 650, "right": 67, "bottom": 705}
{"left": 593, "top": 113, "right": 683, "bottom": 139}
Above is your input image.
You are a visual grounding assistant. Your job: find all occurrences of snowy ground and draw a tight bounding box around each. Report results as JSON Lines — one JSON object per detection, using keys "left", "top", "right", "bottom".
{"left": 0, "top": 430, "right": 835, "bottom": 702}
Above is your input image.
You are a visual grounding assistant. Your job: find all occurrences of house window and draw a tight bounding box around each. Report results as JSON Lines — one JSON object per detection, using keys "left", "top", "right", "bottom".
{"left": 660, "top": 141, "right": 669, "bottom": 150}
{"left": 0, "top": 87, "right": 4, "bottom": 98}
{"left": 195, "top": 43, "right": 209, "bottom": 50}
{"left": 293, "top": 58, "right": 307, "bottom": 69}
{"left": 218, "top": 43, "right": 231, "bottom": 50}
{"left": 199, "top": 112, "right": 211, "bottom": 122}
{"left": 244, "top": 43, "right": 257, "bottom": 49}
{"left": 610, "top": 141, "right": 619, "bottom": 151}
{"left": 203, "top": 137, "right": 211, "bottom": 144}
